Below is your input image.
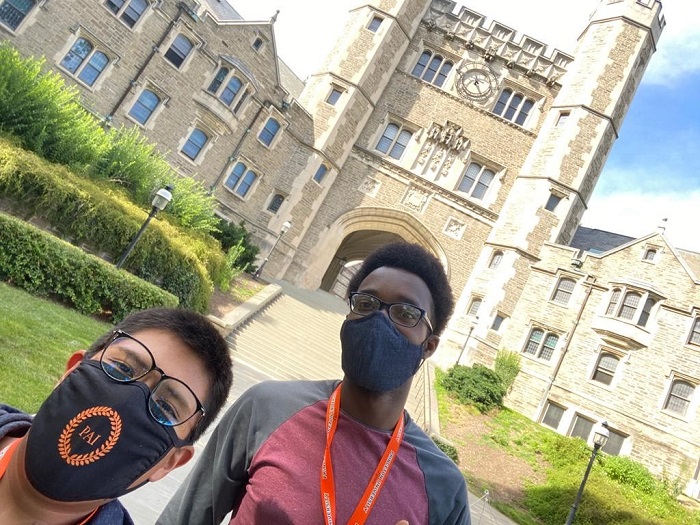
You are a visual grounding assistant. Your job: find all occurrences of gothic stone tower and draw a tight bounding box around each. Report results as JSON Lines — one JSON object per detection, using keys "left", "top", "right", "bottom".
{"left": 283, "top": 0, "right": 664, "bottom": 367}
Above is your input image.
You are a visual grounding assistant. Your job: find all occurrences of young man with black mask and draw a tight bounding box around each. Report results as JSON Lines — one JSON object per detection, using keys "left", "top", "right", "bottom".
{"left": 157, "top": 242, "right": 471, "bottom": 525}
{"left": 0, "top": 307, "right": 233, "bottom": 525}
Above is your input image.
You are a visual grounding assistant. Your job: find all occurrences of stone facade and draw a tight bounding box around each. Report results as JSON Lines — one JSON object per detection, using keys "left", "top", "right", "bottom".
{"left": 6, "top": 0, "right": 698, "bottom": 498}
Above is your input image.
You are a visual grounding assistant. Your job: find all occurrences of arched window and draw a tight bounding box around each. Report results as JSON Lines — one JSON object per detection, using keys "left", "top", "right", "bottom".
{"left": 207, "top": 67, "right": 229, "bottom": 93}
{"left": 105, "top": 0, "right": 148, "bottom": 28}
{"left": 492, "top": 88, "right": 535, "bottom": 126}
{"left": 458, "top": 162, "right": 495, "bottom": 200}
{"left": 181, "top": 128, "right": 208, "bottom": 160}
{"left": 605, "top": 287, "right": 659, "bottom": 327}
{"left": 0, "top": 0, "right": 35, "bottom": 30}
{"left": 376, "top": 123, "right": 413, "bottom": 160}
{"left": 551, "top": 277, "right": 575, "bottom": 305}
{"left": 467, "top": 298, "right": 481, "bottom": 317}
{"left": 267, "top": 194, "right": 284, "bottom": 213}
{"left": 664, "top": 379, "right": 694, "bottom": 416}
{"left": 225, "top": 161, "right": 258, "bottom": 197}
{"left": 488, "top": 251, "right": 503, "bottom": 269}
{"left": 165, "top": 34, "right": 193, "bottom": 68}
{"left": 60, "top": 38, "right": 109, "bottom": 86}
{"left": 220, "top": 77, "right": 242, "bottom": 106}
{"left": 523, "top": 328, "right": 558, "bottom": 361}
{"left": 592, "top": 353, "right": 619, "bottom": 385}
{"left": 128, "top": 89, "right": 160, "bottom": 124}
{"left": 259, "top": 118, "right": 281, "bottom": 146}
{"left": 411, "top": 50, "right": 453, "bottom": 88}
{"left": 643, "top": 248, "right": 657, "bottom": 261}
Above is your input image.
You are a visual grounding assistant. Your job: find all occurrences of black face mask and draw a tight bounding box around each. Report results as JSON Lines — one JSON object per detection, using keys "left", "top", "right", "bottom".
{"left": 340, "top": 313, "right": 425, "bottom": 393}
{"left": 25, "top": 361, "right": 189, "bottom": 502}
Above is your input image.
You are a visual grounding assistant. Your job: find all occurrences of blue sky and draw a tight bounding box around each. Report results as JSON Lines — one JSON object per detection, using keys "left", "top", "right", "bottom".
{"left": 233, "top": 0, "right": 700, "bottom": 251}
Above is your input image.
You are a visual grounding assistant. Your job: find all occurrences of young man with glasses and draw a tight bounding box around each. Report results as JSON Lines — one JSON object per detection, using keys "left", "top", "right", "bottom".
{"left": 0, "top": 307, "right": 233, "bottom": 524}
{"left": 158, "top": 242, "right": 471, "bottom": 525}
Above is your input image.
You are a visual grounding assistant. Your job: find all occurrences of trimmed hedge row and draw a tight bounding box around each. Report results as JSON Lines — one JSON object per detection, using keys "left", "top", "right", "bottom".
{"left": 0, "top": 138, "right": 222, "bottom": 311}
{"left": 0, "top": 212, "right": 178, "bottom": 322}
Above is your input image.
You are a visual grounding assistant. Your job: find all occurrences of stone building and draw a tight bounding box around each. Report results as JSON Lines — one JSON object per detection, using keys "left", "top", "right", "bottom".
{"left": 5, "top": 0, "right": 699, "bottom": 499}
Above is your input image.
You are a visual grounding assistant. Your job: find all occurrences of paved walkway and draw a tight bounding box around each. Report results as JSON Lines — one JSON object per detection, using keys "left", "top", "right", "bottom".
{"left": 121, "top": 281, "right": 516, "bottom": 524}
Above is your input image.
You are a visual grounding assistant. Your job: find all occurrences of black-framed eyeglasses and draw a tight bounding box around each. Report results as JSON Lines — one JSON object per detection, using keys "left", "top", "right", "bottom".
{"left": 349, "top": 292, "right": 433, "bottom": 332}
{"left": 99, "top": 330, "right": 205, "bottom": 427}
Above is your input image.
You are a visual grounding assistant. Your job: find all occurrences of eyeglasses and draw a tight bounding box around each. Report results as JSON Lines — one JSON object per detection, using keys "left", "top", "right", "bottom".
{"left": 99, "top": 330, "right": 205, "bottom": 428}
{"left": 349, "top": 292, "right": 433, "bottom": 332}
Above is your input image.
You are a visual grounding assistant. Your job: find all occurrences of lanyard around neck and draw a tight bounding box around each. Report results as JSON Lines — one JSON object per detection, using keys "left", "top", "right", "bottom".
{"left": 320, "top": 384, "right": 405, "bottom": 525}
{"left": 0, "top": 439, "right": 98, "bottom": 525}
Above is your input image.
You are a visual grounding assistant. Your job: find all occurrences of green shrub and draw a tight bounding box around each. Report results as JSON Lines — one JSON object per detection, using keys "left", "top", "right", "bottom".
{"left": 441, "top": 364, "right": 505, "bottom": 413}
{"left": 211, "top": 217, "right": 260, "bottom": 271}
{"left": 0, "top": 43, "right": 108, "bottom": 168}
{"left": 0, "top": 212, "right": 178, "bottom": 322}
{"left": 494, "top": 349, "right": 521, "bottom": 393}
{"left": 432, "top": 435, "right": 459, "bottom": 464}
{"left": 601, "top": 455, "right": 661, "bottom": 495}
{"left": 0, "top": 139, "right": 218, "bottom": 311}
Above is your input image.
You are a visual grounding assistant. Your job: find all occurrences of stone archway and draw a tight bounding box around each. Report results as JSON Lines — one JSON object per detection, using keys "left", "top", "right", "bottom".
{"left": 300, "top": 206, "right": 449, "bottom": 292}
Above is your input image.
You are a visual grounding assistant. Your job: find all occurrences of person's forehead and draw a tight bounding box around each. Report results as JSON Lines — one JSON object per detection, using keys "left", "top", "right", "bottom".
{"left": 358, "top": 266, "right": 432, "bottom": 309}
{"left": 128, "top": 328, "right": 210, "bottom": 401}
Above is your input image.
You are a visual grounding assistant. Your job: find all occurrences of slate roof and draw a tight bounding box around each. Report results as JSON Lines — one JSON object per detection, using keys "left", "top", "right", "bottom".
{"left": 204, "top": 0, "right": 242, "bottom": 21}
{"left": 570, "top": 226, "right": 635, "bottom": 254}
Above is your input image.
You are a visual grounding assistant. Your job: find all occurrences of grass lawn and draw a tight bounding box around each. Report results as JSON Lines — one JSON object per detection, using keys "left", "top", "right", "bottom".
{"left": 0, "top": 282, "right": 111, "bottom": 412}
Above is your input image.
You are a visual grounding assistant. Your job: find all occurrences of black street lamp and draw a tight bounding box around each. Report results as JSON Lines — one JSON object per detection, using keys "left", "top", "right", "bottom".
{"left": 565, "top": 421, "right": 610, "bottom": 525}
{"left": 254, "top": 220, "right": 291, "bottom": 280}
{"left": 455, "top": 319, "right": 477, "bottom": 367}
{"left": 115, "top": 185, "right": 173, "bottom": 269}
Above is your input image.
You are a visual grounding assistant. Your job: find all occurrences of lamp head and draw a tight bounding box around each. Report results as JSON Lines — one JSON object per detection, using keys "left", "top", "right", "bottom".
{"left": 281, "top": 221, "right": 291, "bottom": 234}
{"left": 152, "top": 185, "right": 173, "bottom": 211}
{"left": 592, "top": 421, "right": 610, "bottom": 448}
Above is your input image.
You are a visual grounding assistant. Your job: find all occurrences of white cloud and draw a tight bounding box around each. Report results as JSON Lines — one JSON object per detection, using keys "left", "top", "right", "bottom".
{"left": 582, "top": 189, "right": 700, "bottom": 253}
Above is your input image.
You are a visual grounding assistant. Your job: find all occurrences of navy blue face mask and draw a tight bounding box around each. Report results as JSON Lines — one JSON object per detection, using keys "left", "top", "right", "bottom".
{"left": 340, "top": 312, "right": 425, "bottom": 393}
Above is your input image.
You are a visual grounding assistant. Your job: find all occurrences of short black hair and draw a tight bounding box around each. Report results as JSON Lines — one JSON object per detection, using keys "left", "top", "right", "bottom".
{"left": 346, "top": 242, "right": 454, "bottom": 335}
{"left": 87, "top": 308, "right": 232, "bottom": 442}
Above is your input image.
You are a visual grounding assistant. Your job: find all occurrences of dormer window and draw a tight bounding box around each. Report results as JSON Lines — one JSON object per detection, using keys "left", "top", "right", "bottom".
{"left": 643, "top": 248, "right": 656, "bottom": 261}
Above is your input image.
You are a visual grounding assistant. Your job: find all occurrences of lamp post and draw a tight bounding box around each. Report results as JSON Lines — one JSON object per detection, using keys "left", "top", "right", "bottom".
{"left": 455, "top": 319, "right": 477, "bottom": 367}
{"left": 254, "top": 220, "right": 291, "bottom": 280}
{"left": 565, "top": 421, "right": 610, "bottom": 525}
{"left": 115, "top": 185, "right": 173, "bottom": 269}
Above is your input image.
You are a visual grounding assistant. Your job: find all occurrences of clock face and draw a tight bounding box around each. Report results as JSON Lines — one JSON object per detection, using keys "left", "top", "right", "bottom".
{"left": 456, "top": 64, "right": 498, "bottom": 101}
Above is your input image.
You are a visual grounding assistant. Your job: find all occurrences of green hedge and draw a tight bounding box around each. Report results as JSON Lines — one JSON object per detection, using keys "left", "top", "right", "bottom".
{"left": 0, "top": 212, "right": 178, "bottom": 322}
{"left": 441, "top": 364, "right": 505, "bottom": 413}
{"left": 0, "top": 138, "right": 220, "bottom": 311}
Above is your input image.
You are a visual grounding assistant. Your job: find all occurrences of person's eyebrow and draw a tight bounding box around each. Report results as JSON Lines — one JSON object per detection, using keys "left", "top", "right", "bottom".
{"left": 358, "top": 288, "right": 423, "bottom": 308}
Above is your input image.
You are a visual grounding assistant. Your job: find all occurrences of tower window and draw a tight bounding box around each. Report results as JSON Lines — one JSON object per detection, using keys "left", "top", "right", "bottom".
{"left": 458, "top": 162, "right": 495, "bottom": 200}
{"left": 411, "top": 50, "right": 453, "bottom": 88}
{"left": 367, "top": 16, "right": 383, "bottom": 32}
{"left": 493, "top": 88, "right": 535, "bottom": 126}
{"left": 544, "top": 193, "right": 562, "bottom": 211}
{"left": 376, "top": 123, "right": 413, "bottom": 160}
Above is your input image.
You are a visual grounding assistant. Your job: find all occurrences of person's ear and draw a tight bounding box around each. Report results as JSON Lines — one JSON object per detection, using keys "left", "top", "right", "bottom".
{"left": 60, "top": 350, "right": 86, "bottom": 382}
{"left": 146, "top": 446, "right": 194, "bottom": 483}
{"left": 422, "top": 335, "right": 439, "bottom": 360}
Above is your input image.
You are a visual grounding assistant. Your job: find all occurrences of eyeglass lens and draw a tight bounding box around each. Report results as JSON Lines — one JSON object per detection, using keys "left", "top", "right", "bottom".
{"left": 101, "top": 335, "right": 199, "bottom": 426}
{"left": 351, "top": 293, "right": 423, "bottom": 328}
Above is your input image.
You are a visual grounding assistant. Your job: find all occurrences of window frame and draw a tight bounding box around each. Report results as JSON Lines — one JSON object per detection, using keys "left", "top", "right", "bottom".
{"left": 663, "top": 376, "right": 696, "bottom": 417}
{"left": 313, "top": 164, "right": 329, "bottom": 184}
{"left": 127, "top": 87, "right": 163, "bottom": 126}
{"left": 604, "top": 286, "right": 659, "bottom": 328}
{"left": 488, "top": 250, "right": 503, "bottom": 269}
{"left": 58, "top": 36, "right": 111, "bottom": 89}
{"left": 367, "top": 15, "right": 383, "bottom": 33}
{"left": 258, "top": 117, "right": 282, "bottom": 148}
{"left": 206, "top": 66, "right": 249, "bottom": 112}
{"left": 266, "top": 193, "right": 285, "bottom": 213}
{"left": 591, "top": 351, "right": 620, "bottom": 387}
{"left": 457, "top": 161, "right": 496, "bottom": 200}
{"left": 164, "top": 33, "right": 195, "bottom": 70}
{"left": 0, "top": 0, "right": 37, "bottom": 32}
{"left": 541, "top": 401, "right": 565, "bottom": 430}
{"left": 688, "top": 317, "right": 700, "bottom": 347}
{"left": 492, "top": 87, "right": 536, "bottom": 126}
{"left": 410, "top": 49, "right": 454, "bottom": 88}
{"left": 180, "top": 127, "right": 209, "bottom": 162}
{"left": 551, "top": 277, "right": 576, "bottom": 305}
{"left": 375, "top": 121, "right": 414, "bottom": 161}
{"left": 103, "top": 0, "right": 149, "bottom": 29}
{"left": 326, "top": 87, "right": 343, "bottom": 106}
{"left": 467, "top": 297, "right": 481, "bottom": 317}
{"left": 522, "top": 327, "right": 559, "bottom": 362}
{"left": 224, "top": 160, "right": 259, "bottom": 199}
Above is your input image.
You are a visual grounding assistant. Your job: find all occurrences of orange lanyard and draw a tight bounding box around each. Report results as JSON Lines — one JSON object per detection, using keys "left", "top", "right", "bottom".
{"left": 0, "top": 439, "right": 98, "bottom": 525}
{"left": 320, "top": 385, "right": 404, "bottom": 525}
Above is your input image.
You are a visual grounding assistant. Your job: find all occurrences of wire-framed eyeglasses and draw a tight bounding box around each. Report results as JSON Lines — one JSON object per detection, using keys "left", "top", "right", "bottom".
{"left": 99, "top": 330, "right": 205, "bottom": 427}
{"left": 349, "top": 292, "right": 433, "bottom": 332}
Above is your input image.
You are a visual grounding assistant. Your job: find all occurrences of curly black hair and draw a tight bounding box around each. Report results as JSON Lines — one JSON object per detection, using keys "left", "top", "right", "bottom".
{"left": 346, "top": 242, "right": 454, "bottom": 335}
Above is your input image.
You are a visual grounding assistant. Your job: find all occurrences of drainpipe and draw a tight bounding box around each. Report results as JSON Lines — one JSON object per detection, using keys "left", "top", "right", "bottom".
{"left": 208, "top": 100, "right": 272, "bottom": 193}
{"left": 536, "top": 274, "right": 597, "bottom": 417}
{"left": 107, "top": 6, "right": 185, "bottom": 119}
